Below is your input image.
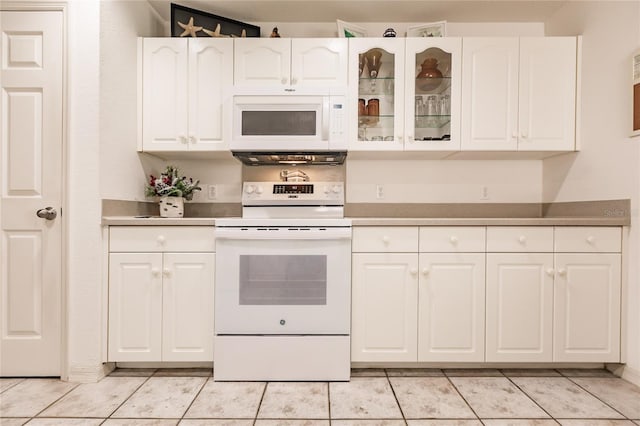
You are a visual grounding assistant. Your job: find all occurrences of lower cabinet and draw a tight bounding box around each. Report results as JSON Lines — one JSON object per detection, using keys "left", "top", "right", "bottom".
{"left": 486, "top": 253, "right": 554, "bottom": 362}
{"left": 107, "top": 226, "right": 215, "bottom": 362}
{"left": 351, "top": 253, "right": 418, "bottom": 362}
{"left": 352, "top": 225, "right": 623, "bottom": 365}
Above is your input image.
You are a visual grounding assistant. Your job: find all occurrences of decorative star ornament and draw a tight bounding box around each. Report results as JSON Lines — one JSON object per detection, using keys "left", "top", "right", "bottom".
{"left": 178, "top": 17, "right": 202, "bottom": 37}
{"left": 202, "top": 23, "right": 226, "bottom": 37}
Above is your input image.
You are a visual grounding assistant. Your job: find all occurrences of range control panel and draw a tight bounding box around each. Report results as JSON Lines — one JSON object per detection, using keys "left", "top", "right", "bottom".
{"left": 242, "top": 181, "right": 344, "bottom": 206}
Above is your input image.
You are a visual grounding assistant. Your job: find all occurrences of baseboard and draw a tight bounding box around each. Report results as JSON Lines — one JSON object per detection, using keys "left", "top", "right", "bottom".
{"left": 67, "top": 363, "right": 113, "bottom": 383}
{"left": 618, "top": 364, "right": 640, "bottom": 387}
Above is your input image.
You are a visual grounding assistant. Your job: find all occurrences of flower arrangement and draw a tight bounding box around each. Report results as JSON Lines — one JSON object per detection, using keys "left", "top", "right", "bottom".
{"left": 145, "top": 165, "right": 201, "bottom": 201}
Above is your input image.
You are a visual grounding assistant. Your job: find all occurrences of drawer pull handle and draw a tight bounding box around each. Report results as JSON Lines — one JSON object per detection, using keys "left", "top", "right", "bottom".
{"left": 557, "top": 268, "right": 567, "bottom": 276}
{"left": 518, "top": 235, "right": 526, "bottom": 244}
{"left": 410, "top": 268, "right": 418, "bottom": 276}
{"left": 180, "top": 135, "right": 188, "bottom": 144}
{"left": 586, "top": 236, "right": 595, "bottom": 244}
{"left": 163, "top": 268, "right": 171, "bottom": 277}
{"left": 422, "top": 268, "right": 430, "bottom": 276}
{"left": 546, "top": 268, "right": 555, "bottom": 277}
{"left": 151, "top": 268, "right": 160, "bottom": 277}
{"left": 382, "top": 236, "right": 390, "bottom": 244}
{"left": 157, "top": 235, "right": 166, "bottom": 244}
{"left": 450, "top": 236, "right": 458, "bottom": 244}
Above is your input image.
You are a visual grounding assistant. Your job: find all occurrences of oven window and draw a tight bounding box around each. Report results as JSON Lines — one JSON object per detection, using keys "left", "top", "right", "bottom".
{"left": 239, "top": 255, "right": 327, "bottom": 305}
{"left": 242, "top": 111, "right": 316, "bottom": 136}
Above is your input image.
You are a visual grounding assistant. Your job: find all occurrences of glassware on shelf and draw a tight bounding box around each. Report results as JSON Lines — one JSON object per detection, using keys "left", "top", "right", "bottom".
{"left": 416, "top": 58, "right": 443, "bottom": 91}
{"left": 364, "top": 49, "right": 383, "bottom": 78}
{"left": 438, "top": 94, "right": 450, "bottom": 116}
{"left": 358, "top": 54, "right": 366, "bottom": 77}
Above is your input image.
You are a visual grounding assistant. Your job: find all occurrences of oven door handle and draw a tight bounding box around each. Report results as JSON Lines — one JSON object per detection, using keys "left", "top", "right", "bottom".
{"left": 215, "top": 227, "right": 352, "bottom": 240}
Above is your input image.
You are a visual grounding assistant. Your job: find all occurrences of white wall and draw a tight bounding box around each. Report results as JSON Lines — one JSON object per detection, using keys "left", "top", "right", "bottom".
{"left": 66, "top": 0, "right": 103, "bottom": 382}
{"left": 544, "top": 1, "right": 640, "bottom": 385}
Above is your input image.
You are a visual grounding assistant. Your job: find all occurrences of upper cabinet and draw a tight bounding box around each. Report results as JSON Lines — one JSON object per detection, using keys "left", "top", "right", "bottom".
{"left": 461, "top": 37, "right": 577, "bottom": 152}
{"left": 140, "top": 38, "right": 232, "bottom": 152}
{"left": 348, "top": 38, "right": 462, "bottom": 153}
{"left": 349, "top": 38, "right": 405, "bottom": 151}
{"left": 234, "top": 38, "right": 348, "bottom": 88}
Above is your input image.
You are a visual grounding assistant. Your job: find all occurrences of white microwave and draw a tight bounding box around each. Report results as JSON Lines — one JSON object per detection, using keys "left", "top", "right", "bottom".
{"left": 231, "top": 89, "right": 347, "bottom": 152}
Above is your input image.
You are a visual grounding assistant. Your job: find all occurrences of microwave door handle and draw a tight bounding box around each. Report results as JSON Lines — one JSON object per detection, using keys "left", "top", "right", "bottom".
{"left": 322, "top": 98, "right": 330, "bottom": 140}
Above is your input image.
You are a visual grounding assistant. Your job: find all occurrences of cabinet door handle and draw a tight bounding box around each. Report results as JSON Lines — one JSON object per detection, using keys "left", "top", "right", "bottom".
{"left": 163, "top": 268, "right": 171, "bottom": 277}
{"left": 281, "top": 77, "right": 288, "bottom": 85}
{"left": 410, "top": 268, "right": 418, "bottom": 276}
{"left": 521, "top": 131, "right": 528, "bottom": 139}
{"left": 180, "top": 135, "right": 188, "bottom": 144}
{"left": 518, "top": 235, "right": 527, "bottom": 244}
{"left": 557, "top": 268, "right": 567, "bottom": 276}
{"left": 512, "top": 131, "right": 518, "bottom": 139}
{"left": 407, "top": 135, "right": 414, "bottom": 142}
{"left": 290, "top": 77, "right": 297, "bottom": 85}
{"left": 189, "top": 135, "right": 197, "bottom": 144}
{"left": 586, "top": 236, "right": 595, "bottom": 244}
{"left": 450, "top": 236, "right": 458, "bottom": 244}
{"left": 157, "top": 235, "right": 166, "bottom": 245}
{"left": 151, "top": 268, "right": 160, "bottom": 277}
{"left": 382, "top": 236, "right": 390, "bottom": 244}
{"left": 422, "top": 267, "right": 430, "bottom": 276}
{"left": 546, "top": 268, "right": 555, "bottom": 277}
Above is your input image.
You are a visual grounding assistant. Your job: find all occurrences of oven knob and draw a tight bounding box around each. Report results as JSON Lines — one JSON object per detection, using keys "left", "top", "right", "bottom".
{"left": 279, "top": 319, "right": 286, "bottom": 326}
{"left": 331, "top": 185, "right": 341, "bottom": 193}
{"left": 256, "top": 186, "right": 264, "bottom": 194}
{"left": 245, "top": 185, "right": 255, "bottom": 194}
{"left": 323, "top": 186, "right": 330, "bottom": 194}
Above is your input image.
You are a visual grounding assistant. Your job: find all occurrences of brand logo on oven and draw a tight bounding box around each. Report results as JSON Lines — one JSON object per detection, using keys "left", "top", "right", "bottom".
{"left": 288, "top": 195, "right": 298, "bottom": 198}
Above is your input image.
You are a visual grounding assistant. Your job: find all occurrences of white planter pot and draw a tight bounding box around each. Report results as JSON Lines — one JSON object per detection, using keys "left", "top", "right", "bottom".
{"left": 159, "top": 197, "right": 184, "bottom": 218}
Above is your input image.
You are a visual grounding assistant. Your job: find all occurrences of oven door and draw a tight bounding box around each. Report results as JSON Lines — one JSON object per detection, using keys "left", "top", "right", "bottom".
{"left": 215, "top": 226, "right": 351, "bottom": 335}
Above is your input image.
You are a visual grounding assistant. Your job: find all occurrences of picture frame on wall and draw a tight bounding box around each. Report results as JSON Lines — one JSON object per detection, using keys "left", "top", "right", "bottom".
{"left": 336, "top": 19, "right": 367, "bottom": 38}
{"left": 171, "top": 3, "right": 260, "bottom": 38}
{"left": 632, "top": 48, "right": 640, "bottom": 137}
{"left": 406, "top": 21, "right": 447, "bottom": 37}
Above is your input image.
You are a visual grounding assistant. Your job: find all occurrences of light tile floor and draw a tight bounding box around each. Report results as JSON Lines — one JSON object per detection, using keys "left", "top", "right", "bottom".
{"left": 1, "top": 368, "right": 639, "bottom": 425}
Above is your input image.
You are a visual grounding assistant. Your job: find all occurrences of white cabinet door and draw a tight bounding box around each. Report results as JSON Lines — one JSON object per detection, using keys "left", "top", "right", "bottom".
{"left": 108, "top": 253, "right": 163, "bottom": 362}
{"left": 461, "top": 38, "right": 519, "bottom": 151}
{"left": 188, "top": 39, "right": 232, "bottom": 151}
{"left": 234, "top": 38, "right": 291, "bottom": 87}
{"left": 518, "top": 37, "right": 576, "bottom": 151}
{"left": 405, "top": 37, "right": 462, "bottom": 151}
{"left": 291, "top": 39, "right": 347, "bottom": 87}
{"left": 348, "top": 38, "right": 406, "bottom": 151}
{"left": 554, "top": 253, "right": 621, "bottom": 362}
{"left": 142, "top": 38, "right": 188, "bottom": 150}
{"left": 418, "top": 253, "right": 485, "bottom": 362}
{"left": 352, "top": 253, "right": 418, "bottom": 362}
{"left": 486, "top": 253, "right": 554, "bottom": 362}
{"left": 162, "top": 253, "right": 215, "bottom": 362}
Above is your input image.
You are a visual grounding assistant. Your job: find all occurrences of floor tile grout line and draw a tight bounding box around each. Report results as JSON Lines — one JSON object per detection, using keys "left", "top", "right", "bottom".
{"left": 385, "top": 369, "right": 408, "bottom": 425}
{"left": 503, "top": 374, "right": 560, "bottom": 422}
{"left": 253, "top": 380, "right": 268, "bottom": 425}
{"left": 28, "top": 380, "right": 80, "bottom": 419}
{"left": 104, "top": 372, "right": 155, "bottom": 420}
{"left": 176, "top": 375, "right": 209, "bottom": 422}
{"left": 327, "top": 380, "right": 332, "bottom": 425}
{"left": 565, "top": 375, "right": 633, "bottom": 420}
{"left": 443, "top": 374, "right": 483, "bottom": 423}
{"left": 0, "top": 378, "right": 25, "bottom": 395}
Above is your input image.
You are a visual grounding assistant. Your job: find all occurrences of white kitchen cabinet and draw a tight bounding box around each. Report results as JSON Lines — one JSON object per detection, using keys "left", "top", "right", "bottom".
{"left": 418, "top": 252, "right": 485, "bottom": 362}
{"left": 405, "top": 38, "right": 462, "bottom": 152}
{"left": 351, "top": 253, "right": 418, "bottom": 362}
{"left": 141, "top": 38, "right": 232, "bottom": 152}
{"left": 234, "top": 38, "right": 347, "bottom": 88}
{"left": 108, "top": 226, "right": 215, "bottom": 363}
{"left": 461, "top": 37, "right": 576, "bottom": 152}
{"left": 348, "top": 38, "right": 406, "bottom": 151}
{"left": 553, "top": 227, "right": 621, "bottom": 363}
{"left": 486, "top": 253, "right": 554, "bottom": 362}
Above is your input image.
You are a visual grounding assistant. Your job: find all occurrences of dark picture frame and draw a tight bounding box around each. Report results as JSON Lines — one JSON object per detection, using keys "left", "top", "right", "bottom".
{"left": 170, "top": 3, "right": 260, "bottom": 38}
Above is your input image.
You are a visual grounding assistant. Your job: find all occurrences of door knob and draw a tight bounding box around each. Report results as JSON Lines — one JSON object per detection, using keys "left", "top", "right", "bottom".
{"left": 36, "top": 207, "right": 57, "bottom": 220}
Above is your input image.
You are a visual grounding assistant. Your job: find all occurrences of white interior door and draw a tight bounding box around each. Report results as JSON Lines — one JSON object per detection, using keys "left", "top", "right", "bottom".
{"left": 0, "top": 10, "right": 63, "bottom": 376}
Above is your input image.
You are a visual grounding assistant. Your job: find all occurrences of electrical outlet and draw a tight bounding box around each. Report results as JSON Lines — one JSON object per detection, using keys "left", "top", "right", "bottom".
{"left": 208, "top": 184, "right": 217, "bottom": 200}
{"left": 376, "top": 184, "right": 384, "bottom": 199}
{"left": 480, "top": 186, "right": 490, "bottom": 200}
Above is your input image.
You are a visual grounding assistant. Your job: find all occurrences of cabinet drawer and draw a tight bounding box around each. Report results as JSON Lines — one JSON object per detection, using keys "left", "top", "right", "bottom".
{"left": 554, "top": 227, "right": 621, "bottom": 253}
{"left": 419, "top": 227, "right": 485, "bottom": 252}
{"left": 352, "top": 227, "right": 418, "bottom": 252}
{"left": 486, "top": 227, "right": 553, "bottom": 252}
{"left": 109, "top": 226, "right": 215, "bottom": 252}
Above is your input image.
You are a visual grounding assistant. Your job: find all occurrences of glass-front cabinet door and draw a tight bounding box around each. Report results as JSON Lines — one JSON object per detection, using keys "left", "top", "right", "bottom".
{"left": 348, "top": 38, "right": 405, "bottom": 151}
{"left": 405, "top": 38, "right": 461, "bottom": 151}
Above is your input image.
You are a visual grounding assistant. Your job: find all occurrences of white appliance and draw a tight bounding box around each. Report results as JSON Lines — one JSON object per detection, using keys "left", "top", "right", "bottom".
{"left": 214, "top": 181, "right": 351, "bottom": 381}
{"left": 231, "top": 89, "right": 347, "bottom": 152}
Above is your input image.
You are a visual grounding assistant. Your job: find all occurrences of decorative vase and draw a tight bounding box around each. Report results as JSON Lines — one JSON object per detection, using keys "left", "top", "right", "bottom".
{"left": 159, "top": 196, "right": 184, "bottom": 218}
{"left": 416, "top": 58, "right": 443, "bottom": 91}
